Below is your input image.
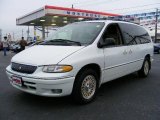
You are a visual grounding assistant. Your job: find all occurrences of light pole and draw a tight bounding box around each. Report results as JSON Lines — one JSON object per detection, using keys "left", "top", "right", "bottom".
{"left": 155, "top": 8, "right": 158, "bottom": 43}
{"left": 22, "top": 29, "right": 23, "bottom": 37}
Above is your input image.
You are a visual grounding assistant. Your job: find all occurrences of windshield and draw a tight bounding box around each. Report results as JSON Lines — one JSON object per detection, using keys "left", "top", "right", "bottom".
{"left": 43, "top": 22, "right": 105, "bottom": 46}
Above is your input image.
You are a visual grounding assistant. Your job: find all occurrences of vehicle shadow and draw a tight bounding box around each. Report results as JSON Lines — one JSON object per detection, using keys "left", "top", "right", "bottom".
{"left": 17, "top": 90, "right": 74, "bottom": 107}
{"left": 98, "top": 73, "right": 142, "bottom": 97}
{"left": 14, "top": 72, "right": 146, "bottom": 107}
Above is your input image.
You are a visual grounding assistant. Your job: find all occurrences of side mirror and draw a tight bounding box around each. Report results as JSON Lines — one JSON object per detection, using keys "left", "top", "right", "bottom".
{"left": 98, "top": 38, "right": 116, "bottom": 48}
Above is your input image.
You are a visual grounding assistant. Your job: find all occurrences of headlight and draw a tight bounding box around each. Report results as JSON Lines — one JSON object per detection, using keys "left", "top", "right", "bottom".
{"left": 42, "top": 65, "right": 73, "bottom": 73}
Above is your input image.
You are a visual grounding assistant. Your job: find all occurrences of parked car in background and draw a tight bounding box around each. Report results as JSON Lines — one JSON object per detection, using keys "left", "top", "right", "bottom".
{"left": 11, "top": 43, "right": 21, "bottom": 53}
{"left": 11, "top": 41, "right": 44, "bottom": 53}
{"left": 154, "top": 43, "right": 160, "bottom": 54}
{"left": 0, "top": 41, "right": 3, "bottom": 51}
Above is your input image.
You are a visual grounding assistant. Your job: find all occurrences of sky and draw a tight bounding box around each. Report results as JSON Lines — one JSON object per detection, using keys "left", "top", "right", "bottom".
{"left": 0, "top": 0, "right": 159, "bottom": 40}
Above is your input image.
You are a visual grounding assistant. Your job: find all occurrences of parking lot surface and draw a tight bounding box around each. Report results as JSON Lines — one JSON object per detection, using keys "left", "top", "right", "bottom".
{"left": 0, "top": 51, "right": 160, "bottom": 120}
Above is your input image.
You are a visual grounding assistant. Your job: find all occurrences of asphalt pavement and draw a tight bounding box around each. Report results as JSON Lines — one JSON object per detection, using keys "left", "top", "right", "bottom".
{"left": 0, "top": 51, "right": 160, "bottom": 120}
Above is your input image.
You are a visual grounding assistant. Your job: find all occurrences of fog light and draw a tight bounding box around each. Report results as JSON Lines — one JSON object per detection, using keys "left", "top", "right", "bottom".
{"left": 51, "top": 89, "right": 62, "bottom": 94}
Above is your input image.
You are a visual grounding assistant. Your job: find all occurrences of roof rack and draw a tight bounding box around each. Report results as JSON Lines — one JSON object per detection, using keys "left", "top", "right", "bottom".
{"left": 82, "top": 16, "right": 140, "bottom": 24}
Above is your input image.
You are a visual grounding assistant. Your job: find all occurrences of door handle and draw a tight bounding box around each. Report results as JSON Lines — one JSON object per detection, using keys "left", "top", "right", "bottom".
{"left": 123, "top": 50, "right": 127, "bottom": 55}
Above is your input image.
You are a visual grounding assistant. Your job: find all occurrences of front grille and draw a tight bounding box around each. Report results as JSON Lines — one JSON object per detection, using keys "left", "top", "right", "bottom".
{"left": 11, "top": 62, "right": 37, "bottom": 74}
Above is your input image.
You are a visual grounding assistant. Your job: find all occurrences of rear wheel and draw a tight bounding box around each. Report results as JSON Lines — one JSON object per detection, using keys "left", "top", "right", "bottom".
{"left": 138, "top": 58, "right": 150, "bottom": 77}
{"left": 72, "top": 69, "right": 98, "bottom": 104}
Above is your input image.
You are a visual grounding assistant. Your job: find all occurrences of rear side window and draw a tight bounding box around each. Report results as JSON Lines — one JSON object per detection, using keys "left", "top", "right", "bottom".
{"left": 119, "top": 23, "right": 151, "bottom": 45}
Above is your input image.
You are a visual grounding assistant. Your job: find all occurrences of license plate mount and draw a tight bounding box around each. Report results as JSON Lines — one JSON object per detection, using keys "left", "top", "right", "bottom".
{"left": 11, "top": 76, "right": 22, "bottom": 87}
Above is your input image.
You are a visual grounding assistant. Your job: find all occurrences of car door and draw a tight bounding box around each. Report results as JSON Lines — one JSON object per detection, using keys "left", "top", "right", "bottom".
{"left": 100, "top": 23, "right": 130, "bottom": 83}
{"left": 118, "top": 23, "right": 146, "bottom": 73}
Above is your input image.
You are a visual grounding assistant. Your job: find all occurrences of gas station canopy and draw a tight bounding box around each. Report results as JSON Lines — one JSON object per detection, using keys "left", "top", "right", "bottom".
{"left": 16, "top": 5, "right": 120, "bottom": 27}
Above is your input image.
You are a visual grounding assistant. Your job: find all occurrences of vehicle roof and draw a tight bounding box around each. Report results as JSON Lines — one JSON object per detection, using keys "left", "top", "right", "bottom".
{"left": 83, "top": 20, "right": 141, "bottom": 26}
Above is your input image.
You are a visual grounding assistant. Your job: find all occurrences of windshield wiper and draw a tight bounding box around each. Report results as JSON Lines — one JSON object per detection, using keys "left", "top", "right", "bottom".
{"left": 41, "top": 39, "right": 81, "bottom": 46}
{"left": 51, "top": 39, "right": 81, "bottom": 46}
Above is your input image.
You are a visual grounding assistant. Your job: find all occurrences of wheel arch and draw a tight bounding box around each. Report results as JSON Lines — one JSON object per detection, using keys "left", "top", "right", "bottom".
{"left": 74, "top": 63, "right": 102, "bottom": 87}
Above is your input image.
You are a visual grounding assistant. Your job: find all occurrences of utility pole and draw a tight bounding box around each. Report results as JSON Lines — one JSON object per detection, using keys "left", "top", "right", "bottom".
{"left": 13, "top": 32, "right": 14, "bottom": 41}
{"left": 27, "top": 26, "right": 30, "bottom": 40}
{"left": 0, "top": 29, "right": 2, "bottom": 41}
{"left": 22, "top": 29, "right": 23, "bottom": 37}
{"left": 46, "top": 27, "right": 49, "bottom": 37}
{"left": 155, "top": 8, "right": 158, "bottom": 43}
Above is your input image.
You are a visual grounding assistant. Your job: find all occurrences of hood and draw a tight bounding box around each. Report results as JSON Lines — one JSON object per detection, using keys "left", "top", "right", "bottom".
{"left": 11, "top": 45, "right": 84, "bottom": 66}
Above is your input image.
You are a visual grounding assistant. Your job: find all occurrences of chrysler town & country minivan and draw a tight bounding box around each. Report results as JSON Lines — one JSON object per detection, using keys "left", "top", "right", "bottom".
{"left": 6, "top": 20, "right": 153, "bottom": 104}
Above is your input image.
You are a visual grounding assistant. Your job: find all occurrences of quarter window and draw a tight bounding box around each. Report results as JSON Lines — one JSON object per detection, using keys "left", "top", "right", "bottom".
{"left": 119, "top": 23, "right": 151, "bottom": 45}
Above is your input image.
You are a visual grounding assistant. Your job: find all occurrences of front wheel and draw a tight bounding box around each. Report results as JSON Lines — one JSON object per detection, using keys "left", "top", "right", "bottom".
{"left": 72, "top": 69, "right": 98, "bottom": 104}
{"left": 138, "top": 58, "right": 150, "bottom": 77}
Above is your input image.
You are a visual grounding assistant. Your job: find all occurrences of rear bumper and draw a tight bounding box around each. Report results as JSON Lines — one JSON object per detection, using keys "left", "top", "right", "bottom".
{"left": 6, "top": 68, "right": 75, "bottom": 97}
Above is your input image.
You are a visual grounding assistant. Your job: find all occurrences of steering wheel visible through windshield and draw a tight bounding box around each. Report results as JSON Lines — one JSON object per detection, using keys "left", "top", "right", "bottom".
{"left": 42, "top": 22, "right": 105, "bottom": 46}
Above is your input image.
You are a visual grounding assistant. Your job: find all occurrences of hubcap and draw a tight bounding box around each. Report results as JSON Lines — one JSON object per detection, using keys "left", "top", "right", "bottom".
{"left": 144, "top": 61, "right": 149, "bottom": 75}
{"left": 81, "top": 75, "right": 96, "bottom": 99}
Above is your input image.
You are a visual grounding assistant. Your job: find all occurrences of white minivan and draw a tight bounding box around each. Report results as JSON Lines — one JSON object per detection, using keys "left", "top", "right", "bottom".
{"left": 6, "top": 20, "right": 153, "bottom": 104}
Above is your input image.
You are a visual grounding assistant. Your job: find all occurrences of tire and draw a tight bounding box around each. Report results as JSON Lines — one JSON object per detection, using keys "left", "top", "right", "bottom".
{"left": 138, "top": 58, "right": 150, "bottom": 77}
{"left": 72, "top": 69, "right": 98, "bottom": 104}
{"left": 158, "top": 49, "right": 160, "bottom": 54}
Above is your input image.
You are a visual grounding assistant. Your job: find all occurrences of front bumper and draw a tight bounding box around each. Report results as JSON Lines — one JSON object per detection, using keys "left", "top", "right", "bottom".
{"left": 6, "top": 66, "right": 75, "bottom": 97}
